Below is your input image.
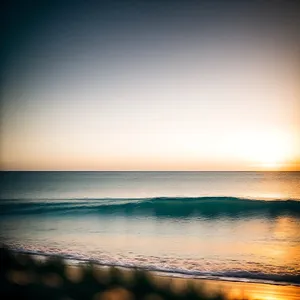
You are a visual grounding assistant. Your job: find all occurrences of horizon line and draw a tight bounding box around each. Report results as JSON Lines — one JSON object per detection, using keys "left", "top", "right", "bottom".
{"left": 1, "top": 170, "right": 299, "bottom": 172}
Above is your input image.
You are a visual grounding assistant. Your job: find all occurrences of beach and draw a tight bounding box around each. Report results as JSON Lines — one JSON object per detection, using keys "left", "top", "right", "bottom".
{"left": 2, "top": 247, "right": 300, "bottom": 300}
{"left": 166, "top": 277, "right": 300, "bottom": 300}
{"left": 2, "top": 0, "right": 300, "bottom": 298}
{"left": 60, "top": 265, "right": 300, "bottom": 300}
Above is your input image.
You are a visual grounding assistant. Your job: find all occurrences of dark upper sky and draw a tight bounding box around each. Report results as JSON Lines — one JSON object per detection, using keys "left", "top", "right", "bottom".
{"left": 3, "top": 0, "right": 299, "bottom": 70}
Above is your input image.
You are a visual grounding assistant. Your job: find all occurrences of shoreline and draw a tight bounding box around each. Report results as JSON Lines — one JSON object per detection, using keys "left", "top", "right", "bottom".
{"left": 9, "top": 247, "right": 300, "bottom": 288}
{"left": 2, "top": 246, "right": 300, "bottom": 299}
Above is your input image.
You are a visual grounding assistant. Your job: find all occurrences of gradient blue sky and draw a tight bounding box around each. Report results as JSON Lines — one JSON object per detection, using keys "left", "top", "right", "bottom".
{"left": 1, "top": 0, "right": 300, "bottom": 170}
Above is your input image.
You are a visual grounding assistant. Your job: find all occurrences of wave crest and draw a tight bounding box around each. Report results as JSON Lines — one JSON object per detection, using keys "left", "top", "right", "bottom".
{"left": 1, "top": 196, "right": 300, "bottom": 218}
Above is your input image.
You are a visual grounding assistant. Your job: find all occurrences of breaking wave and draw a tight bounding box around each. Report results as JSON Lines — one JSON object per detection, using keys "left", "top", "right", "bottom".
{"left": 1, "top": 196, "right": 300, "bottom": 218}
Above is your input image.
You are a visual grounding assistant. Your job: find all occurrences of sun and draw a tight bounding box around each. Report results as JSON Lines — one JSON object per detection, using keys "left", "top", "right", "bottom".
{"left": 259, "top": 156, "right": 283, "bottom": 170}
{"left": 254, "top": 150, "right": 287, "bottom": 170}
{"left": 238, "top": 131, "right": 293, "bottom": 170}
{"left": 255, "top": 144, "right": 288, "bottom": 170}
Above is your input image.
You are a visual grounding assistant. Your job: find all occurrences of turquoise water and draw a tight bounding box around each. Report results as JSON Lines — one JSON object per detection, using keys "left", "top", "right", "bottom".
{"left": 1, "top": 171, "right": 300, "bottom": 284}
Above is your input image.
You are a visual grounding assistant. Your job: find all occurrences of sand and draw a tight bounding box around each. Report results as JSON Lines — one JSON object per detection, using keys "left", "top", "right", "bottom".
{"left": 83, "top": 264, "right": 300, "bottom": 300}
{"left": 151, "top": 275, "right": 300, "bottom": 300}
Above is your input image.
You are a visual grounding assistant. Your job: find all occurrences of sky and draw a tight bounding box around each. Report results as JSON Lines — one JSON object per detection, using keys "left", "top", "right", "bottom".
{"left": 1, "top": 0, "right": 300, "bottom": 171}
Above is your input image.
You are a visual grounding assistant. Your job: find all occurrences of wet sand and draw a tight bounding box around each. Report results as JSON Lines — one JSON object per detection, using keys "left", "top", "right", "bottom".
{"left": 88, "top": 264, "right": 300, "bottom": 300}
{"left": 152, "top": 275, "right": 300, "bottom": 300}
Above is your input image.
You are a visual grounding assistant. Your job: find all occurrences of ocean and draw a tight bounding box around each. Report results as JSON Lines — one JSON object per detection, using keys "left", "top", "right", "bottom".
{"left": 1, "top": 171, "right": 300, "bottom": 285}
